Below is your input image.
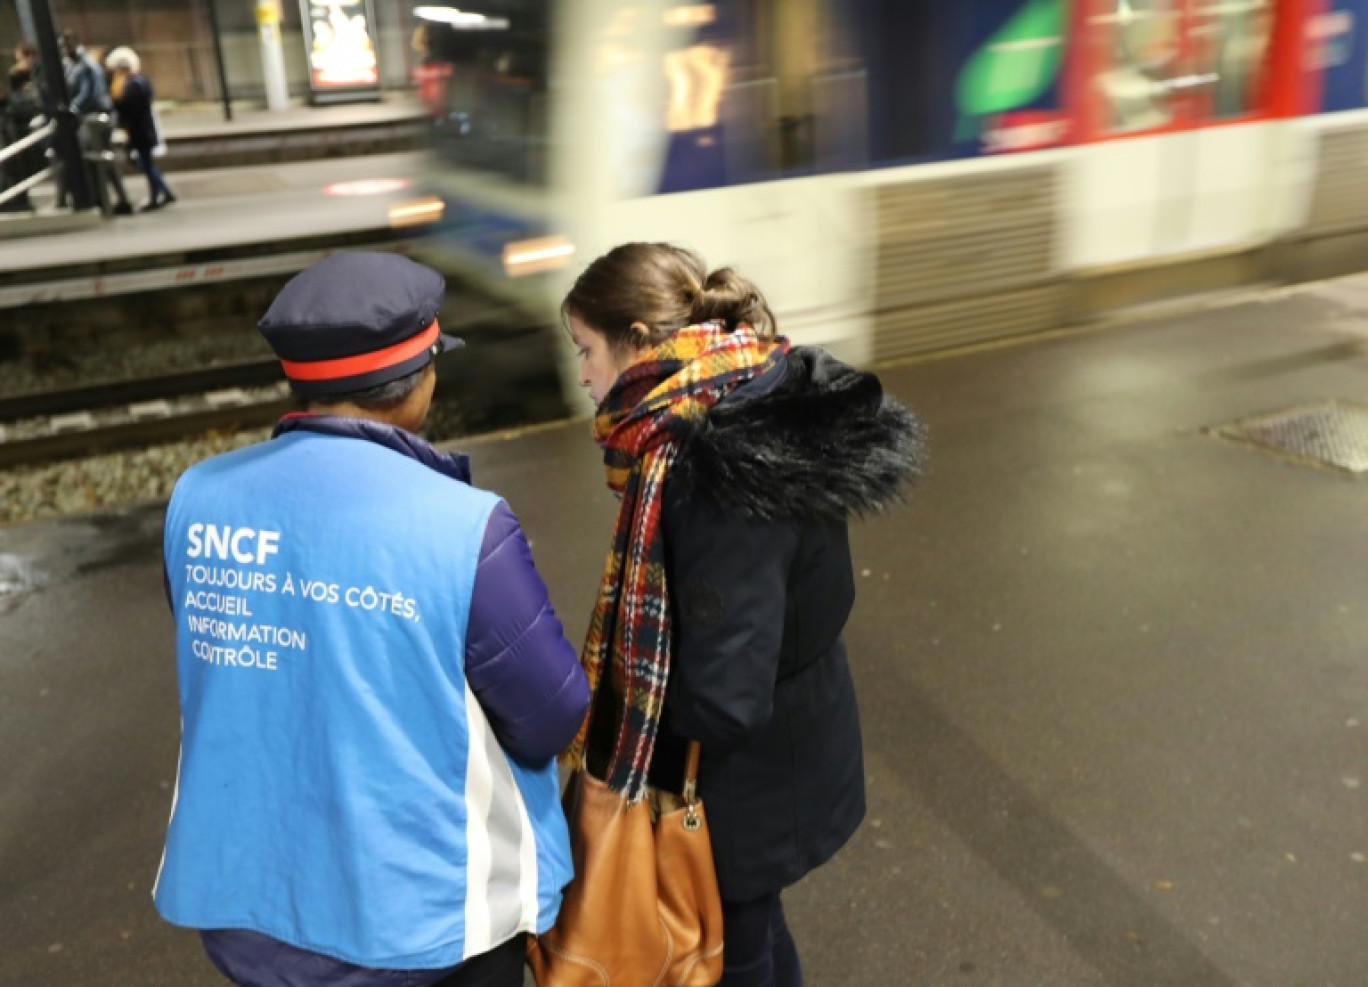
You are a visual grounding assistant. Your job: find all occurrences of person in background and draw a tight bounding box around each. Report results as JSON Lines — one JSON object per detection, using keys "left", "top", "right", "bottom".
{"left": 412, "top": 23, "right": 453, "bottom": 121}
{"left": 105, "top": 47, "right": 175, "bottom": 211}
{"left": 57, "top": 29, "right": 132, "bottom": 214}
{"left": 2, "top": 45, "right": 42, "bottom": 213}
{"left": 561, "top": 242, "right": 926, "bottom": 985}
{"left": 155, "top": 252, "right": 589, "bottom": 987}
{"left": 59, "top": 30, "right": 107, "bottom": 116}
{"left": 10, "top": 42, "right": 36, "bottom": 75}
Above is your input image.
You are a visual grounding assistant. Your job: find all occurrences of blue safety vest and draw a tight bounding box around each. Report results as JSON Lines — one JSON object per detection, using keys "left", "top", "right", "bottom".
{"left": 154, "top": 427, "right": 571, "bottom": 969}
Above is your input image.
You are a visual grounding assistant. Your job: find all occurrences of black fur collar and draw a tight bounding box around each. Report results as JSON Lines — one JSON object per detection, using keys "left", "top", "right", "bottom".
{"left": 671, "top": 347, "right": 927, "bottom": 521}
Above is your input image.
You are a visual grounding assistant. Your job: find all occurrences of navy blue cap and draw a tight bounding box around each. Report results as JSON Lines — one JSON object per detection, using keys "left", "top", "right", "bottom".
{"left": 257, "top": 252, "right": 463, "bottom": 397}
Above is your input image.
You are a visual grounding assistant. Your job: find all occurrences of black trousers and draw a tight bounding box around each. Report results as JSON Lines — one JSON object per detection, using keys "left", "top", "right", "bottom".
{"left": 430, "top": 936, "right": 525, "bottom": 987}
{"left": 720, "top": 893, "right": 804, "bottom": 987}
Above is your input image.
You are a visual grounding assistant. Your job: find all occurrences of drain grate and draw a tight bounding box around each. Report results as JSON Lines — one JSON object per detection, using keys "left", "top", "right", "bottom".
{"left": 1217, "top": 401, "right": 1368, "bottom": 474}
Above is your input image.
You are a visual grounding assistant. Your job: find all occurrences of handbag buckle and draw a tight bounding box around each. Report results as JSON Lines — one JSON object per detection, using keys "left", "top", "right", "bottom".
{"left": 681, "top": 776, "right": 701, "bottom": 830}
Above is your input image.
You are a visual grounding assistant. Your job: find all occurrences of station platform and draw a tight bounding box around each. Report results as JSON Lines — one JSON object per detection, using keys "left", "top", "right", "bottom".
{"left": 153, "top": 96, "right": 428, "bottom": 171}
{"left": 0, "top": 151, "right": 431, "bottom": 304}
{"left": 0, "top": 94, "right": 432, "bottom": 297}
{"left": 4, "top": 275, "right": 1368, "bottom": 985}
{"left": 157, "top": 95, "right": 424, "bottom": 140}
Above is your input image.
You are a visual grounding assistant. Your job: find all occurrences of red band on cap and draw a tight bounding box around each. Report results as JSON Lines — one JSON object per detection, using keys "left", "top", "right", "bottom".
{"left": 280, "top": 320, "right": 441, "bottom": 382}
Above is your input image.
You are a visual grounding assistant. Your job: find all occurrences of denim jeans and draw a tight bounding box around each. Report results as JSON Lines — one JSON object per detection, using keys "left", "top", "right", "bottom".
{"left": 200, "top": 929, "right": 527, "bottom": 987}
{"left": 130, "top": 147, "right": 173, "bottom": 203}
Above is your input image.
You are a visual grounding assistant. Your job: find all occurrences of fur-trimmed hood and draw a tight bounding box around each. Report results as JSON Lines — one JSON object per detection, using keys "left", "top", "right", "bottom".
{"left": 670, "top": 347, "right": 927, "bottom": 521}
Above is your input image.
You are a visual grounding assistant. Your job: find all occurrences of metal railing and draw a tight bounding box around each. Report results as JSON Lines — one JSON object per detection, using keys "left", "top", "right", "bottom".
{"left": 0, "top": 115, "right": 129, "bottom": 215}
{"left": 0, "top": 119, "right": 57, "bottom": 209}
{"left": 0, "top": 118, "right": 55, "bottom": 165}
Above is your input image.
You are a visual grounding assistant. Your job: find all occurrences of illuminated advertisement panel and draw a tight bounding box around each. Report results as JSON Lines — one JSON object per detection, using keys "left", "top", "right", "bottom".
{"left": 298, "top": 0, "right": 382, "bottom": 102}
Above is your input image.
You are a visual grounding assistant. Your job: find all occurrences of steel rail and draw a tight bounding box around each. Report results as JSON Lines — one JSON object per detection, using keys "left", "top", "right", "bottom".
{"left": 0, "top": 396, "right": 292, "bottom": 470}
{"left": 0, "top": 358, "right": 291, "bottom": 469}
{"left": 0, "top": 358, "right": 285, "bottom": 422}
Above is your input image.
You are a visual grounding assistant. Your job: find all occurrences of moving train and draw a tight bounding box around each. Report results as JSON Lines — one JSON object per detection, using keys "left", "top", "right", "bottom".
{"left": 399, "top": 0, "right": 1368, "bottom": 408}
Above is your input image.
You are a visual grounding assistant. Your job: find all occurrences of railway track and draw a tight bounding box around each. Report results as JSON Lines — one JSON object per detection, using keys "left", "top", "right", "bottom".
{"left": 0, "top": 284, "right": 569, "bottom": 473}
{"left": 0, "top": 359, "right": 291, "bottom": 469}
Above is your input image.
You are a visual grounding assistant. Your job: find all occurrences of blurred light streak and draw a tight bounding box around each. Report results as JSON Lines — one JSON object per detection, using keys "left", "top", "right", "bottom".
{"left": 324, "top": 178, "right": 412, "bottom": 196}
{"left": 413, "top": 6, "right": 509, "bottom": 30}
{"left": 664, "top": 5, "right": 716, "bottom": 28}
{"left": 502, "top": 235, "right": 575, "bottom": 277}
{"left": 388, "top": 197, "right": 446, "bottom": 227}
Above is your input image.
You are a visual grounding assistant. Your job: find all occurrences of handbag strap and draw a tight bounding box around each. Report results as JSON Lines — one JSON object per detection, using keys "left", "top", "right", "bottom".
{"left": 681, "top": 741, "right": 702, "bottom": 832}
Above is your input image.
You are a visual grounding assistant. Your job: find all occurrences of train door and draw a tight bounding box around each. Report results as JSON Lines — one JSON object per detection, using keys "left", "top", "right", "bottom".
{"left": 1065, "top": 0, "right": 1300, "bottom": 267}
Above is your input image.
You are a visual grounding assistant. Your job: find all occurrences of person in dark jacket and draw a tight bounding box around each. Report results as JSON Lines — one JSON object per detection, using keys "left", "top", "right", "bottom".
{"left": 56, "top": 30, "right": 133, "bottom": 214}
{"left": 156, "top": 252, "right": 589, "bottom": 987}
{"left": 59, "top": 31, "right": 108, "bottom": 116}
{"left": 561, "top": 242, "right": 926, "bottom": 986}
{"left": 2, "top": 49, "right": 43, "bottom": 212}
{"left": 105, "top": 46, "right": 175, "bottom": 210}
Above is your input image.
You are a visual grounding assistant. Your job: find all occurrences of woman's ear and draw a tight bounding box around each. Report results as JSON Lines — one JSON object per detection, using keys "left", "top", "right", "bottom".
{"left": 630, "top": 322, "right": 652, "bottom": 348}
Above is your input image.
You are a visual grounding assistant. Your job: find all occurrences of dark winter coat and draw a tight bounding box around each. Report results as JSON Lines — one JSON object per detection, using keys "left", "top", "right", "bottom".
{"left": 112, "top": 73, "right": 159, "bottom": 155}
{"left": 2, "top": 74, "right": 44, "bottom": 197}
{"left": 646, "top": 347, "right": 926, "bottom": 902}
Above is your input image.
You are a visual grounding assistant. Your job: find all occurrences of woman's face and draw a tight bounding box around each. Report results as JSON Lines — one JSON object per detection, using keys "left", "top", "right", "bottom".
{"left": 568, "top": 315, "right": 645, "bottom": 406}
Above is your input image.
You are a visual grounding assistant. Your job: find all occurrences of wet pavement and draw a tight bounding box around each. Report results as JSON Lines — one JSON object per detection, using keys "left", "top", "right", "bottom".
{"left": 4, "top": 276, "right": 1368, "bottom": 985}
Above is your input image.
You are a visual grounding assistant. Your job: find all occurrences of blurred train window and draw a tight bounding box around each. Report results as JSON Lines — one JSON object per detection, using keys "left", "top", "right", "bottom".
{"left": 1088, "top": 0, "right": 1183, "bottom": 133}
{"left": 415, "top": 1, "right": 550, "bottom": 185}
{"left": 1084, "top": 0, "right": 1275, "bottom": 135}
{"left": 1190, "top": 1, "right": 1273, "bottom": 119}
{"left": 650, "top": 0, "right": 869, "bottom": 193}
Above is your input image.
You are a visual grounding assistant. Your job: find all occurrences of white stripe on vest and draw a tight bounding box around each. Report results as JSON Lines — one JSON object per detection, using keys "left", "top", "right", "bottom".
{"left": 462, "top": 687, "right": 540, "bottom": 959}
{"left": 151, "top": 721, "right": 185, "bottom": 900}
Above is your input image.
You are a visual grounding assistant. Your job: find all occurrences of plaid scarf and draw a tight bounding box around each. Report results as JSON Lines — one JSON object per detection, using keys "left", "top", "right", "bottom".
{"left": 566, "top": 322, "right": 789, "bottom": 801}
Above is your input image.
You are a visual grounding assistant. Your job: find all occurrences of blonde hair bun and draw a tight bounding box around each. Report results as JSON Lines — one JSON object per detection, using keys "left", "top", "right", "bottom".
{"left": 105, "top": 46, "right": 141, "bottom": 73}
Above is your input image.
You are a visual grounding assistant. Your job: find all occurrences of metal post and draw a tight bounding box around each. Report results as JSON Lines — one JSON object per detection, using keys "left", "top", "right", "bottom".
{"left": 15, "top": 0, "right": 95, "bottom": 211}
{"left": 14, "top": 0, "right": 37, "bottom": 46}
{"left": 256, "top": 0, "right": 291, "bottom": 111}
{"left": 204, "top": 0, "right": 234, "bottom": 121}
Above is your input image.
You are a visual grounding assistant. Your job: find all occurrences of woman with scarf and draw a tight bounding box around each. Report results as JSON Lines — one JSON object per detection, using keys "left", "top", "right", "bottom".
{"left": 561, "top": 243, "right": 926, "bottom": 985}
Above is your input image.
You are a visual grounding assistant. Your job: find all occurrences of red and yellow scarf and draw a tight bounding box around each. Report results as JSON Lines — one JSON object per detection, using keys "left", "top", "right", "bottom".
{"left": 565, "top": 322, "right": 789, "bottom": 801}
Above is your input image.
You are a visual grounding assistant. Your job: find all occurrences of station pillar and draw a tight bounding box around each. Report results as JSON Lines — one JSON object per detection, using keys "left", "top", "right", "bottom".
{"left": 255, "top": 0, "right": 291, "bottom": 111}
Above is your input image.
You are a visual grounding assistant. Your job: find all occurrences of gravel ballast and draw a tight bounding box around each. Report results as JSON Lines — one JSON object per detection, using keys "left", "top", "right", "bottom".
{"left": 0, "top": 427, "right": 270, "bottom": 527}
{"left": 0, "top": 397, "right": 482, "bottom": 528}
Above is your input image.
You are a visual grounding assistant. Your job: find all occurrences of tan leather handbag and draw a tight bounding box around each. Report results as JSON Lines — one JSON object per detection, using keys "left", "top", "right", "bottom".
{"left": 528, "top": 742, "right": 724, "bottom": 986}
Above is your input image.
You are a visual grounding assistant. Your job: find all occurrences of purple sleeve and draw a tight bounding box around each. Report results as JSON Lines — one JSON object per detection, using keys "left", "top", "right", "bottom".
{"left": 465, "top": 501, "right": 590, "bottom": 764}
